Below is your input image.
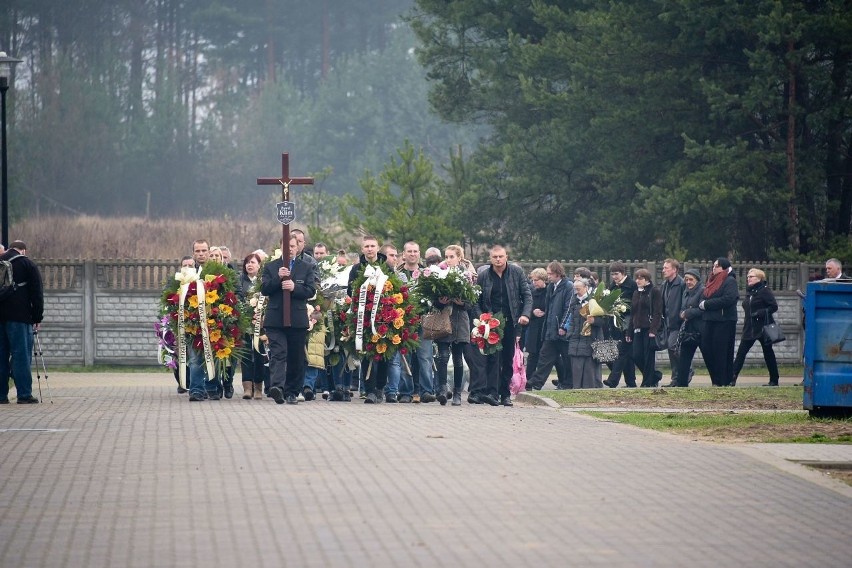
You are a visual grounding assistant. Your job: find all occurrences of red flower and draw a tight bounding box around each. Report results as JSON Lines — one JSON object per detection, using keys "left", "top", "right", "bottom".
{"left": 480, "top": 312, "right": 492, "bottom": 322}
{"left": 378, "top": 324, "right": 389, "bottom": 335}
{"left": 400, "top": 347, "right": 408, "bottom": 355}
{"left": 188, "top": 282, "right": 197, "bottom": 295}
{"left": 412, "top": 333, "right": 419, "bottom": 341}
{"left": 374, "top": 354, "right": 382, "bottom": 361}
{"left": 476, "top": 338, "right": 486, "bottom": 349}
{"left": 167, "top": 293, "right": 180, "bottom": 305}
{"left": 230, "top": 326, "right": 240, "bottom": 338}
{"left": 487, "top": 332, "right": 500, "bottom": 344}
{"left": 224, "top": 291, "right": 237, "bottom": 306}
{"left": 193, "top": 337, "right": 204, "bottom": 350}
{"left": 366, "top": 343, "right": 374, "bottom": 351}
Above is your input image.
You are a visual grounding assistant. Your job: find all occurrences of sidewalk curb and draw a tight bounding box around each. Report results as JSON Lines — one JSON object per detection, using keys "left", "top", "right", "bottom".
{"left": 514, "top": 392, "right": 560, "bottom": 408}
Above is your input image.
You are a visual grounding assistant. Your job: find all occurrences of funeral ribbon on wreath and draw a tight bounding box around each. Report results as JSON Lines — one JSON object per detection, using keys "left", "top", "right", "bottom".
{"left": 354, "top": 265, "right": 389, "bottom": 352}
{"left": 175, "top": 267, "right": 216, "bottom": 387}
{"left": 252, "top": 295, "right": 266, "bottom": 353}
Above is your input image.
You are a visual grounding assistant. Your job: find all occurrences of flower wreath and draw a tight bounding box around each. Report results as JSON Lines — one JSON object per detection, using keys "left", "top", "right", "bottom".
{"left": 337, "top": 263, "right": 422, "bottom": 364}
{"left": 158, "top": 261, "right": 252, "bottom": 388}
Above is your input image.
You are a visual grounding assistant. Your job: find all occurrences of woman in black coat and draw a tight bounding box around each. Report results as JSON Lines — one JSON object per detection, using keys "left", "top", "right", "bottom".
{"left": 627, "top": 268, "right": 663, "bottom": 387}
{"left": 523, "top": 268, "right": 548, "bottom": 388}
{"left": 699, "top": 257, "right": 739, "bottom": 386}
{"left": 733, "top": 268, "right": 780, "bottom": 386}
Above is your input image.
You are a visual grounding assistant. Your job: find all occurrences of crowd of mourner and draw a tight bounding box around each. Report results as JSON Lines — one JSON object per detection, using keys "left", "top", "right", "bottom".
{"left": 0, "top": 238, "right": 845, "bottom": 405}
{"left": 151, "top": 233, "right": 848, "bottom": 407}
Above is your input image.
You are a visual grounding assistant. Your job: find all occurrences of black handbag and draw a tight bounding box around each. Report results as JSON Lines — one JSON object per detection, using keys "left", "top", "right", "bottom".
{"left": 651, "top": 292, "right": 667, "bottom": 351}
{"left": 762, "top": 321, "right": 785, "bottom": 344}
{"left": 674, "top": 321, "right": 700, "bottom": 355}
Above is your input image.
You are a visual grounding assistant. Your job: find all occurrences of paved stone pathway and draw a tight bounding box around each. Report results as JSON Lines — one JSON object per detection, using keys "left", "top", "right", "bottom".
{"left": 1, "top": 373, "right": 849, "bottom": 567}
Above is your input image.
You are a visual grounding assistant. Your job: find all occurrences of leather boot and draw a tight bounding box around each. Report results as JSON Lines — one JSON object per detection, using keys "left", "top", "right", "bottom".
{"left": 253, "top": 383, "right": 264, "bottom": 400}
{"left": 223, "top": 379, "right": 234, "bottom": 399}
{"left": 242, "top": 381, "right": 253, "bottom": 400}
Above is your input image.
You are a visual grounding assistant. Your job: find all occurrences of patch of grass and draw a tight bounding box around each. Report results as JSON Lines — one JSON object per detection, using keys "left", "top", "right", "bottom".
{"left": 582, "top": 411, "right": 852, "bottom": 443}
{"left": 538, "top": 386, "right": 803, "bottom": 407}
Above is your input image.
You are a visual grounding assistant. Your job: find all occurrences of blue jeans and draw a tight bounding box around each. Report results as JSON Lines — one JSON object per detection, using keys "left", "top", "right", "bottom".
{"left": 188, "top": 347, "right": 220, "bottom": 396}
{"left": 304, "top": 366, "right": 327, "bottom": 392}
{"left": 386, "top": 352, "right": 415, "bottom": 396}
{"left": 416, "top": 339, "right": 435, "bottom": 395}
{"left": 0, "top": 321, "right": 34, "bottom": 400}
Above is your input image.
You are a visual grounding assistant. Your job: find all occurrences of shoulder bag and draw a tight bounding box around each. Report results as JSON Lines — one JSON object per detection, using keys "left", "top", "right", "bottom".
{"left": 762, "top": 319, "right": 785, "bottom": 344}
{"left": 422, "top": 305, "right": 453, "bottom": 340}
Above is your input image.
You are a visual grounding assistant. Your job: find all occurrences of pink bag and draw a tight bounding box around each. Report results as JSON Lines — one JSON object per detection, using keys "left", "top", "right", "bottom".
{"left": 510, "top": 338, "right": 527, "bottom": 395}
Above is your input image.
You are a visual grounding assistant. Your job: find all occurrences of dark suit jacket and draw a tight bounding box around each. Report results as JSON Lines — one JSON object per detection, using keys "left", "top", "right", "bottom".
{"left": 261, "top": 257, "right": 316, "bottom": 329}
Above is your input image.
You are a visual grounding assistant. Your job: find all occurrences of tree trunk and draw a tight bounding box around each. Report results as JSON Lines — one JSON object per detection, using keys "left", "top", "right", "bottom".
{"left": 785, "top": 40, "right": 800, "bottom": 251}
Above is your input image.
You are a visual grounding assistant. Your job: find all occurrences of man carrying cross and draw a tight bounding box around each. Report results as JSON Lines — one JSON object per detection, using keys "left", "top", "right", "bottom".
{"left": 262, "top": 234, "right": 316, "bottom": 405}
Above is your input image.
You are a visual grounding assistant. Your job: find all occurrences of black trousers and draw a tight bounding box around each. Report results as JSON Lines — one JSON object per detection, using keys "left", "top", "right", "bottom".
{"left": 530, "top": 339, "right": 571, "bottom": 389}
{"left": 361, "top": 358, "right": 388, "bottom": 395}
{"left": 632, "top": 330, "right": 662, "bottom": 387}
{"left": 240, "top": 334, "right": 269, "bottom": 385}
{"left": 733, "top": 336, "right": 779, "bottom": 384}
{"left": 266, "top": 327, "right": 307, "bottom": 396}
{"left": 465, "top": 342, "right": 487, "bottom": 395}
{"left": 436, "top": 342, "right": 466, "bottom": 393}
{"left": 701, "top": 320, "right": 736, "bottom": 386}
{"left": 485, "top": 324, "right": 516, "bottom": 398}
{"left": 675, "top": 340, "right": 702, "bottom": 387}
{"left": 606, "top": 328, "right": 636, "bottom": 387}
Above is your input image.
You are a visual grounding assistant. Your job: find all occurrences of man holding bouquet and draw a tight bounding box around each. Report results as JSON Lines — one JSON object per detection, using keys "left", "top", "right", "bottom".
{"left": 474, "top": 245, "right": 532, "bottom": 406}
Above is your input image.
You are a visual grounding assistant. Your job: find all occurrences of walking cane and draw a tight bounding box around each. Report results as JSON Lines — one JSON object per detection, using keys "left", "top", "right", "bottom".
{"left": 33, "top": 328, "right": 53, "bottom": 404}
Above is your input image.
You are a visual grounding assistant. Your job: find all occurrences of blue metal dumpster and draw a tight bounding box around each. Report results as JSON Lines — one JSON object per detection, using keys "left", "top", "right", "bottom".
{"left": 803, "top": 281, "right": 852, "bottom": 417}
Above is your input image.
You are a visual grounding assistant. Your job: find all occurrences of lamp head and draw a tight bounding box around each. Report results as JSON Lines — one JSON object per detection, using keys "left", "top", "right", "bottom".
{"left": 0, "top": 52, "right": 23, "bottom": 83}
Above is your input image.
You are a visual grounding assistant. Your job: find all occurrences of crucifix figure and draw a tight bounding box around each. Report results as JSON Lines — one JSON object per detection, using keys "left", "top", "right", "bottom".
{"left": 257, "top": 153, "right": 314, "bottom": 326}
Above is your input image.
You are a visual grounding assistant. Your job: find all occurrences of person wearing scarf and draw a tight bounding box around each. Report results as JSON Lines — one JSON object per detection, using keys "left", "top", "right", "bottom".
{"left": 698, "top": 257, "right": 739, "bottom": 386}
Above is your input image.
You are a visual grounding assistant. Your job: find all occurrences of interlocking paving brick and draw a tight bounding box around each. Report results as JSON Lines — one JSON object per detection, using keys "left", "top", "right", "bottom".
{"left": 0, "top": 373, "right": 849, "bottom": 567}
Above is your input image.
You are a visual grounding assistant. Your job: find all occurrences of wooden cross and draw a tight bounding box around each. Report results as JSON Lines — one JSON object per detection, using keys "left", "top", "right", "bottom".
{"left": 257, "top": 153, "right": 314, "bottom": 326}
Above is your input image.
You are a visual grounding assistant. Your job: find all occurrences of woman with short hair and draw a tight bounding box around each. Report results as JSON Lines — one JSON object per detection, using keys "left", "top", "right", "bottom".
{"left": 565, "top": 278, "right": 604, "bottom": 388}
{"left": 524, "top": 268, "right": 548, "bottom": 389}
{"left": 239, "top": 253, "right": 267, "bottom": 399}
{"left": 434, "top": 245, "right": 473, "bottom": 406}
{"left": 733, "top": 268, "right": 780, "bottom": 386}
{"left": 627, "top": 268, "right": 664, "bottom": 387}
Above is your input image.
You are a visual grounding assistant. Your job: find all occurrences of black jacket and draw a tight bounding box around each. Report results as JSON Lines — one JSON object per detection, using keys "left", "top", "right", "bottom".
{"left": 702, "top": 272, "right": 739, "bottom": 322}
{"left": 680, "top": 282, "right": 705, "bottom": 338}
{"left": 542, "top": 278, "right": 574, "bottom": 342}
{"left": 524, "top": 286, "right": 547, "bottom": 353}
{"left": 261, "top": 257, "right": 316, "bottom": 329}
{"left": 475, "top": 263, "right": 532, "bottom": 327}
{"left": 741, "top": 281, "right": 777, "bottom": 341}
{"left": 0, "top": 249, "right": 44, "bottom": 324}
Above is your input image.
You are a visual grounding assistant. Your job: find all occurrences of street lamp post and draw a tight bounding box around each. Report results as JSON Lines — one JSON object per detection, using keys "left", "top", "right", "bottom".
{"left": 0, "top": 51, "right": 23, "bottom": 248}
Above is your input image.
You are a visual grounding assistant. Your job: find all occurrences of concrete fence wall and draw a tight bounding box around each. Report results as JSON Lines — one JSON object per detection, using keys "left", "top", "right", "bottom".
{"left": 33, "top": 259, "right": 811, "bottom": 367}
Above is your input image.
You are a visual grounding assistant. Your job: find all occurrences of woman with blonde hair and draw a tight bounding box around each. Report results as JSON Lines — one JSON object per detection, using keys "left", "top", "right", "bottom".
{"left": 434, "top": 245, "right": 474, "bottom": 405}
{"left": 733, "top": 268, "right": 780, "bottom": 386}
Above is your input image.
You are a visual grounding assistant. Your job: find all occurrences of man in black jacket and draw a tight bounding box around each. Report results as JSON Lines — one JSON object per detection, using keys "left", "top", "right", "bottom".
{"left": 474, "top": 245, "right": 532, "bottom": 406}
{"left": 528, "top": 261, "right": 573, "bottom": 390}
{"left": 262, "top": 235, "right": 317, "bottom": 405}
{"left": 0, "top": 241, "right": 44, "bottom": 404}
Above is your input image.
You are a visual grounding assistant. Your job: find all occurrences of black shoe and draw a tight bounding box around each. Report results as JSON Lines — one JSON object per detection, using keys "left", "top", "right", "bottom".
{"left": 421, "top": 393, "right": 437, "bottom": 403}
{"left": 286, "top": 394, "right": 298, "bottom": 404}
{"left": 0, "top": 398, "right": 8, "bottom": 404}
{"left": 385, "top": 393, "right": 398, "bottom": 403}
{"left": 321, "top": 391, "right": 330, "bottom": 400}
{"left": 208, "top": 391, "right": 222, "bottom": 401}
{"left": 269, "top": 386, "right": 285, "bottom": 405}
{"left": 603, "top": 379, "right": 617, "bottom": 388}
{"left": 177, "top": 386, "right": 188, "bottom": 394}
{"left": 500, "top": 395, "right": 513, "bottom": 407}
{"left": 343, "top": 390, "right": 352, "bottom": 402}
{"left": 330, "top": 387, "right": 344, "bottom": 402}
{"left": 436, "top": 390, "right": 448, "bottom": 405}
{"left": 452, "top": 393, "right": 462, "bottom": 406}
{"left": 364, "top": 392, "right": 378, "bottom": 404}
{"left": 224, "top": 382, "right": 234, "bottom": 399}
{"left": 303, "top": 387, "right": 315, "bottom": 401}
{"left": 762, "top": 382, "right": 779, "bottom": 387}
{"left": 16, "top": 395, "right": 40, "bottom": 404}
{"left": 551, "top": 379, "right": 559, "bottom": 387}
{"left": 398, "top": 394, "right": 412, "bottom": 403}
{"left": 480, "top": 394, "right": 500, "bottom": 406}
{"left": 189, "top": 392, "right": 205, "bottom": 401}
{"left": 467, "top": 393, "right": 482, "bottom": 404}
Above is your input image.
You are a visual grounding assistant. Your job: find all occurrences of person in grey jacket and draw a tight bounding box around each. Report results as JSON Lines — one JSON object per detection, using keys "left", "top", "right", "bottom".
{"left": 474, "top": 245, "right": 532, "bottom": 406}
{"left": 699, "top": 257, "right": 739, "bottom": 386}
{"left": 565, "top": 278, "right": 604, "bottom": 388}
{"left": 661, "top": 259, "right": 688, "bottom": 387}
{"left": 674, "top": 269, "right": 704, "bottom": 387}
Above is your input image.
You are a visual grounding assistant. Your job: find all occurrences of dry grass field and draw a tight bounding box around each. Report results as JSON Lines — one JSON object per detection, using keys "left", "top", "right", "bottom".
{"left": 9, "top": 215, "right": 330, "bottom": 260}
